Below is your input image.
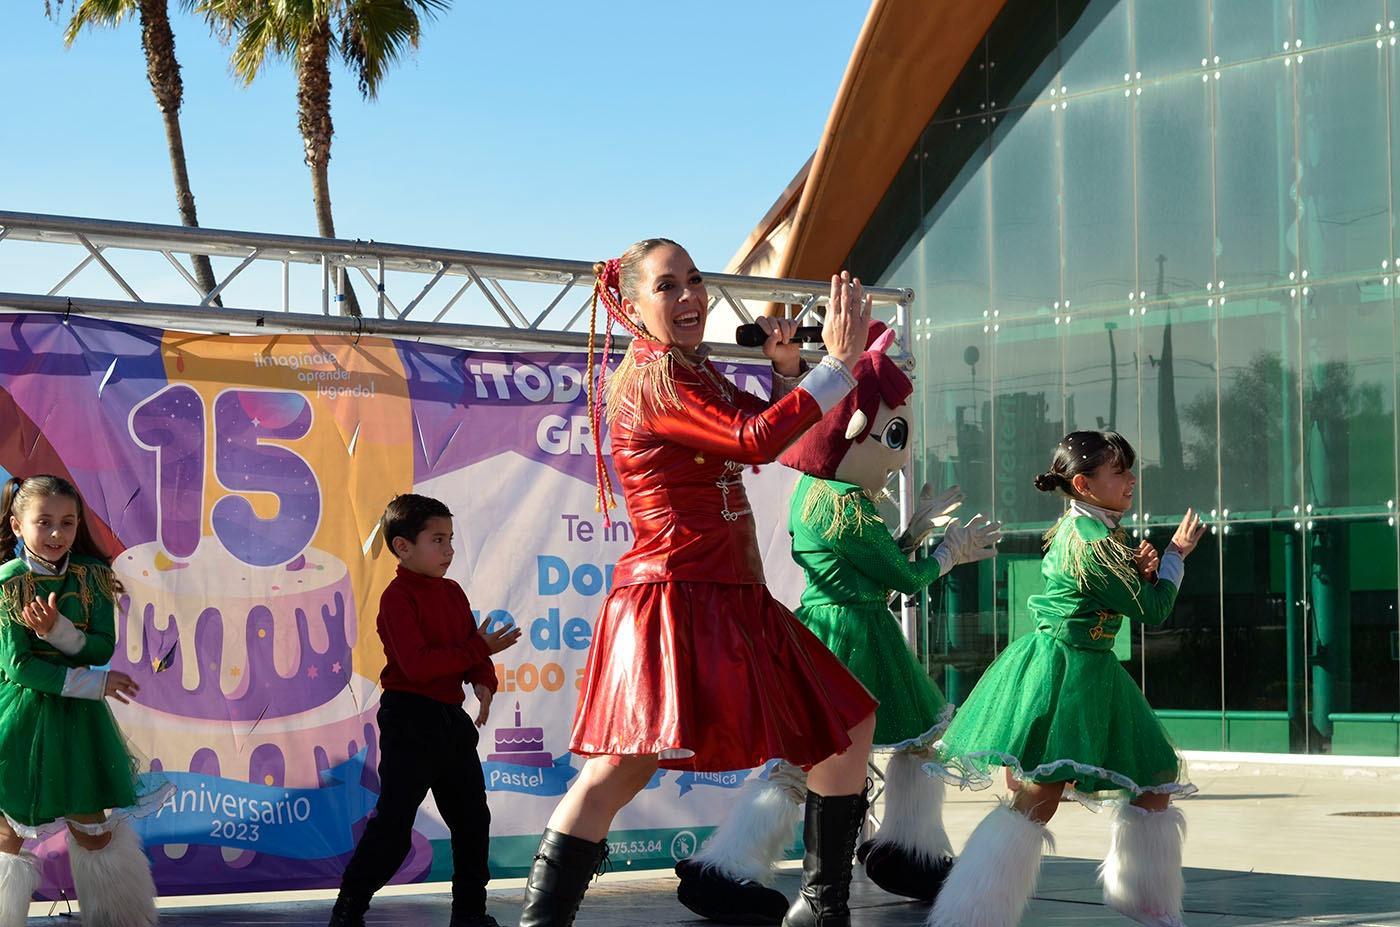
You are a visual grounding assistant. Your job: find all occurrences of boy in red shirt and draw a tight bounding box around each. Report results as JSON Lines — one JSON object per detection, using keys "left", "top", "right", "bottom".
{"left": 329, "top": 494, "right": 522, "bottom": 927}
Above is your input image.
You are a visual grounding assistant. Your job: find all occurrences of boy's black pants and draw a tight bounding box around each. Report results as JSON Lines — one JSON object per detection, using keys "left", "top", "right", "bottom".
{"left": 339, "top": 689, "right": 491, "bottom": 913}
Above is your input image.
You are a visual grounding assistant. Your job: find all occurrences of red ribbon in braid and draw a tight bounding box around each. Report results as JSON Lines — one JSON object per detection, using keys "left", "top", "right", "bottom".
{"left": 585, "top": 258, "right": 646, "bottom": 526}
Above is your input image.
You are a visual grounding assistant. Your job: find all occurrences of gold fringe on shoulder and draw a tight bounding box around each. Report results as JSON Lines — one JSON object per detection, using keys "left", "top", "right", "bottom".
{"left": 1045, "top": 512, "right": 1141, "bottom": 601}
{"left": 604, "top": 344, "right": 686, "bottom": 424}
{"left": 0, "top": 572, "right": 36, "bottom": 626}
{"left": 801, "top": 479, "right": 884, "bottom": 540}
{"left": 85, "top": 563, "right": 119, "bottom": 606}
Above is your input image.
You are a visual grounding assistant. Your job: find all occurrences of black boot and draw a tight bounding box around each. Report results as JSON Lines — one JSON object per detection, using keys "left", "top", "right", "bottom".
{"left": 327, "top": 892, "right": 370, "bottom": 927}
{"left": 517, "top": 828, "right": 609, "bottom": 927}
{"left": 675, "top": 857, "right": 790, "bottom": 925}
{"left": 781, "top": 788, "right": 870, "bottom": 927}
{"left": 858, "top": 839, "right": 953, "bottom": 901}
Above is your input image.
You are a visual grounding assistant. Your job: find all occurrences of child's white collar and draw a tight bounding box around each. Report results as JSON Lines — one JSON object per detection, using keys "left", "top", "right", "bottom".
{"left": 21, "top": 549, "right": 68, "bottom": 576}
{"left": 1069, "top": 498, "right": 1124, "bottom": 529}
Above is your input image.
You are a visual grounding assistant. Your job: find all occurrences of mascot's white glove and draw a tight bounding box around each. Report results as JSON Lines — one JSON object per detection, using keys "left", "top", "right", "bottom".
{"left": 931, "top": 514, "right": 1003, "bottom": 576}
{"left": 896, "top": 483, "right": 964, "bottom": 554}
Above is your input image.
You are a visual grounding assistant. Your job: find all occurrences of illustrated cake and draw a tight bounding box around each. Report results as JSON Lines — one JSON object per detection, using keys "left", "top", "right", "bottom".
{"left": 112, "top": 540, "right": 355, "bottom": 721}
{"left": 87, "top": 538, "right": 406, "bottom": 894}
{"left": 487, "top": 702, "right": 554, "bottom": 767}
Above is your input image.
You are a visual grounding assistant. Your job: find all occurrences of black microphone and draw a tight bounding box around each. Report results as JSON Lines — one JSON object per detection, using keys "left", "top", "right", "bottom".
{"left": 735, "top": 323, "right": 824, "bottom": 348}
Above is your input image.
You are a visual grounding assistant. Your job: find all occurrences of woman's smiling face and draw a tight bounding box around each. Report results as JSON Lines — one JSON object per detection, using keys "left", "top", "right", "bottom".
{"left": 622, "top": 244, "right": 708, "bottom": 351}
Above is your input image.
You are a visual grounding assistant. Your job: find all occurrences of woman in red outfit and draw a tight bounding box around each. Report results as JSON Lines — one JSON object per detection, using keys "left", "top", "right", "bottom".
{"left": 517, "top": 240, "right": 878, "bottom": 927}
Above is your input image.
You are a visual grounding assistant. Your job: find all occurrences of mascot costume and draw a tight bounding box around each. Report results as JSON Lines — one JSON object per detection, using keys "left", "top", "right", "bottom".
{"left": 674, "top": 323, "right": 1001, "bottom": 923}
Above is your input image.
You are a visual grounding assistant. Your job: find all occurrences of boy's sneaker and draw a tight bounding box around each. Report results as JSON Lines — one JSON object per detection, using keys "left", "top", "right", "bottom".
{"left": 448, "top": 915, "right": 502, "bottom": 927}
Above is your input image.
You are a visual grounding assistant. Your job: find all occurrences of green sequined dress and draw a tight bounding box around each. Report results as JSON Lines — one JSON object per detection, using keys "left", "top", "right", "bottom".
{"left": 790, "top": 475, "right": 952, "bottom": 750}
{"left": 926, "top": 510, "right": 1195, "bottom": 805}
{"left": 0, "top": 555, "right": 168, "bottom": 835}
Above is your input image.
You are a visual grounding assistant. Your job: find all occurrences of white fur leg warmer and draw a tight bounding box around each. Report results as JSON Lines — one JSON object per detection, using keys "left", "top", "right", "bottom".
{"left": 689, "top": 764, "right": 805, "bottom": 885}
{"left": 0, "top": 850, "right": 39, "bottom": 927}
{"left": 927, "top": 803, "right": 1053, "bottom": 927}
{"left": 870, "top": 750, "right": 954, "bottom": 863}
{"left": 1101, "top": 803, "right": 1187, "bottom": 927}
{"left": 68, "top": 820, "right": 158, "bottom": 927}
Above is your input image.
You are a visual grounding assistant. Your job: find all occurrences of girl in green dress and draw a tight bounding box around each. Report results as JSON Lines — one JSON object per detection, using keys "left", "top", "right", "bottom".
{"left": 0, "top": 475, "right": 165, "bottom": 927}
{"left": 926, "top": 432, "right": 1206, "bottom": 927}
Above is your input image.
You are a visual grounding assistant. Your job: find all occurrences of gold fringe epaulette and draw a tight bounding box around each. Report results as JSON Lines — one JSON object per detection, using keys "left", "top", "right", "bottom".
{"left": 604, "top": 344, "right": 685, "bottom": 424}
{"left": 0, "top": 571, "right": 35, "bottom": 626}
{"left": 84, "top": 562, "right": 118, "bottom": 605}
{"left": 1045, "top": 512, "right": 1141, "bottom": 601}
{"left": 802, "top": 479, "right": 884, "bottom": 540}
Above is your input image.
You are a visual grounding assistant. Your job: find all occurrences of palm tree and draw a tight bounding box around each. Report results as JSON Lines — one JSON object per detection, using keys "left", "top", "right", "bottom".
{"left": 48, "top": 0, "right": 222, "bottom": 304}
{"left": 202, "top": 0, "right": 449, "bottom": 317}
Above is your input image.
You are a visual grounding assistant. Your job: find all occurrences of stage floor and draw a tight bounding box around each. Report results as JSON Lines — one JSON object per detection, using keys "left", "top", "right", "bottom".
{"left": 33, "top": 858, "right": 1396, "bottom": 926}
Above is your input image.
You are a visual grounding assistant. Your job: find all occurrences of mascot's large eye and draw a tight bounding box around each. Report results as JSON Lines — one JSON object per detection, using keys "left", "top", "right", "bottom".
{"left": 877, "top": 417, "right": 909, "bottom": 451}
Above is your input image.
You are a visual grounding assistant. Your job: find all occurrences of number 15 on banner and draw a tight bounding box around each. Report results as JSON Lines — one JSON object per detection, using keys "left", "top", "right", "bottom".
{"left": 129, "top": 385, "right": 322, "bottom": 568}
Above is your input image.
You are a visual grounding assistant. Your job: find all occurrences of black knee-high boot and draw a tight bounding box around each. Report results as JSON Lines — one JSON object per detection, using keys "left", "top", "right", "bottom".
{"left": 781, "top": 788, "right": 870, "bottom": 927}
{"left": 517, "top": 829, "right": 609, "bottom": 927}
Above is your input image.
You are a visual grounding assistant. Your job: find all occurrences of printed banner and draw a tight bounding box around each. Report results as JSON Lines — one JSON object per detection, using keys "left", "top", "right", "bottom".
{"left": 0, "top": 313, "right": 805, "bottom": 898}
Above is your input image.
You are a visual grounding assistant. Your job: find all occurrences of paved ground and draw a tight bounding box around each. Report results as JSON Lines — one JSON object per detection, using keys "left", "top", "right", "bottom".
{"left": 43, "top": 861, "right": 1397, "bottom": 926}
{"left": 24, "top": 755, "right": 1400, "bottom": 925}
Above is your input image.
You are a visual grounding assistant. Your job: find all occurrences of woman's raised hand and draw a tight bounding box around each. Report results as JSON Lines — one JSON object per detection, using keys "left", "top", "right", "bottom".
{"left": 1169, "top": 509, "right": 1207, "bottom": 558}
{"left": 823, "top": 271, "right": 873, "bottom": 371}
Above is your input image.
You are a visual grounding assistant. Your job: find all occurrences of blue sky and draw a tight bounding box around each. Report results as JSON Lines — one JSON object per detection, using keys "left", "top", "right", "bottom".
{"left": 0, "top": 1, "right": 869, "bottom": 317}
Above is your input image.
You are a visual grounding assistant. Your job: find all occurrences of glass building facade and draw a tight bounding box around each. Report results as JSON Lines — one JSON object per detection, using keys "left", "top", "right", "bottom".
{"left": 849, "top": 0, "right": 1400, "bottom": 755}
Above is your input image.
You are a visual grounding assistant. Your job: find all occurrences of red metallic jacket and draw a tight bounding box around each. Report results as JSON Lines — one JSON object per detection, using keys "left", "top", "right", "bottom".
{"left": 608, "top": 340, "right": 825, "bottom": 588}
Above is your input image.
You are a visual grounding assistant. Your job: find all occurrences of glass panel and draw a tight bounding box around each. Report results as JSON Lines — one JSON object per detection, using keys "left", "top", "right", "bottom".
{"left": 1296, "top": 0, "right": 1385, "bottom": 48}
{"left": 1058, "top": 0, "right": 1132, "bottom": 96}
{"left": 1222, "top": 520, "right": 1307, "bottom": 751}
{"left": 932, "top": 39, "right": 988, "bottom": 124}
{"left": 989, "top": 105, "right": 1062, "bottom": 318}
{"left": 1142, "top": 523, "right": 1222, "bottom": 714}
{"left": 904, "top": 122, "right": 991, "bottom": 327}
{"left": 1301, "top": 281, "right": 1396, "bottom": 513}
{"left": 1137, "top": 74, "right": 1215, "bottom": 297}
{"left": 992, "top": 316, "right": 1065, "bottom": 530}
{"left": 917, "top": 323, "right": 994, "bottom": 518}
{"left": 1063, "top": 307, "right": 1142, "bottom": 449}
{"left": 1212, "top": 0, "right": 1295, "bottom": 65}
{"left": 1217, "top": 289, "right": 1301, "bottom": 517}
{"left": 986, "top": 0, "right": 1061, "bottom": 109}
{"left": 1391, "top": 39, "right": 1400, "bottom": 252}
{"left": 927, "top": 558, "right": 999, "bottom": 705}
{"left": 1138, "top": 299, "right": 1220, "bottom": 521}
{"left": 1213, "top": 57, "right": 1299, "bottom": 290}
{"left": 1062, "top": 89, "right": 1136, "bottom": 308}
{"left": 1305, "top": 517, "right": 1400, "bottom": 754}
{"left": 1296, "top": 42, "right": 1389, "bottom": 281}
{"left": 1132, "top": 0, "right": 1209, "bottom": 79}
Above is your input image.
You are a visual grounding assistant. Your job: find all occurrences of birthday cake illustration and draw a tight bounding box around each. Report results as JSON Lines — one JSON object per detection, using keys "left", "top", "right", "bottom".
{"left": 111, "top": 540, "right": 355, "bottom": 722}
{"left": 487, "top": 702, "right": 554, "bottom": 768}
{"left": 101, "top": 538, "right": 391, "bottom": 891}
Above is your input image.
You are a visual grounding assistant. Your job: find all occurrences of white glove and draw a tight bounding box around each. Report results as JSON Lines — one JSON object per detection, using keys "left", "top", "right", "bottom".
{"left": 896, "top": 483, "right": 964, "bottom": 553}
{"left": 38, "top": 613, "right": 88, "bottom": 657}
{"left": 932, "top": 514, "right": 1003, "bottom": 575}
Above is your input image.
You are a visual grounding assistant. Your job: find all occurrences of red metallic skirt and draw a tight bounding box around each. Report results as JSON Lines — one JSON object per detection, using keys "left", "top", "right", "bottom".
{"left": 569, "top": 580, "right": 878, "bottom": 772}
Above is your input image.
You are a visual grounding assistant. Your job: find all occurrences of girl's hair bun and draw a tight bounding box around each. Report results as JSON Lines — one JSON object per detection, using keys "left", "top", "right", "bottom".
{"left": 1033, "top": 472, "right": 1062, "bottom": 493}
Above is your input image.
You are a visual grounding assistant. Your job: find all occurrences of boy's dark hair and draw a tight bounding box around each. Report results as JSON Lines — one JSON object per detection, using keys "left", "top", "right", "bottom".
{"left": 1034, "top": 431, "right": 1137, "bottom": 496}
{"left": 381, "top": 494, "right": 453, "bottom": 555}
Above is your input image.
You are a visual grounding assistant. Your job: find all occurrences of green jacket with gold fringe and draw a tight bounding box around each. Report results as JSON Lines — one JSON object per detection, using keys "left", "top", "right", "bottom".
{"left": 0, "top": 555, "right": 118, "bottom": 695}
{"left": 1029, "top": 512, "right": 1180, "bottom": 652}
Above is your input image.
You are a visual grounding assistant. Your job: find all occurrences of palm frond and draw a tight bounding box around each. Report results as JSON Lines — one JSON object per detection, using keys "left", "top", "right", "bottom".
{"left": 60, "top": 0, "right": 138, "bottom": 44}
{"left": 338, "top": 0, "right": 448, "bottom": 99}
